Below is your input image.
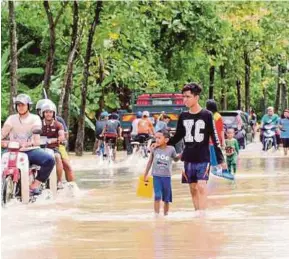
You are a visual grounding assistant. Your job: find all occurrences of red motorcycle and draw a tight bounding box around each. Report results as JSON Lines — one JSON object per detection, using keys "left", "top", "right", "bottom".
{"left": 1, "top": 139, "right": 57, "bottom": 206}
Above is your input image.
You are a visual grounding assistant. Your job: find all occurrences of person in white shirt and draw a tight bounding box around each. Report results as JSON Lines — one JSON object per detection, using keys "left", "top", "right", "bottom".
{"left": 1, "top": 94, "right": 55, "bottom": 194}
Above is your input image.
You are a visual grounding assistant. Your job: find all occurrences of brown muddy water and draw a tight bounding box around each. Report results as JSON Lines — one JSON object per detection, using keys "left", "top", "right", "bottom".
{"left": 1, "top": 142, "right": 289, "bottom": 259}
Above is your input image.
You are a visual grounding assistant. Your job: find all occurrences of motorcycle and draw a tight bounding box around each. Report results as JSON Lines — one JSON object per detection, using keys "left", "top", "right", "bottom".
{"left": 261, "top": 124, "right": 277, "bottom": 151}
{"left": 1, "top": 134, "right": 57, "bottom": 206}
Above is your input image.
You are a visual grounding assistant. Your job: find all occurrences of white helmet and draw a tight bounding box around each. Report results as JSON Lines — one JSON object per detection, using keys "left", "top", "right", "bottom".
{"left": 41, "top": 102, "right": 57, "bottom": 118}
{"left": 14, "top": 94, "right": 33, "bottom": 112}
{"left": 142, "top": 111, "right": 150, "bottom": 117}
{"left": 36, "top": 99, "right": 54, "bottom": 110}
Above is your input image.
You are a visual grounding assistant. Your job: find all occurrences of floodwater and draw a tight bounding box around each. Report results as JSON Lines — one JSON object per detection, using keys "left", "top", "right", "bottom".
{"left": 1, "top": 142, "right": 289, "bottom": 259}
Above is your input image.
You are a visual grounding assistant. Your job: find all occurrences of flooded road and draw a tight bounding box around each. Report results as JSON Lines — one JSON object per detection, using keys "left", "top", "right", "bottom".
{"left": 2, "top": 142, "right": 289, "bottom": 259}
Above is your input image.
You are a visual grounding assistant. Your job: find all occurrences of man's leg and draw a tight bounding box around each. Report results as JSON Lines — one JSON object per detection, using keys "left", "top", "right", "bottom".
{"left": 125, "top": 135, "right": 133, "bottom": 155}
{"left": 197, "top": 180, "right": 208, "bottom": 210}
{"left": 273, "top": 134, "right": 278, "bottom": 149}
{"left": 262, "top": 134, "right": 265, "bottom": 150}
{"left": 92, "top": 138, "right": 98, "bottom": 155}
{"left": 26, "top": 149, "right": 55, "bottom": 189}
{"left": 189, "top": 183, "right": 199, "bottom": 210}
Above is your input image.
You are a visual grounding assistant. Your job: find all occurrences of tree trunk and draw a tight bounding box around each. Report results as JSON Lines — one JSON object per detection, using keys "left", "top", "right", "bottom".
{"left": 220, "top": 65, "right": 227, "bottom": 110}
{"left": 43, "top": 1, "right": 68, "bottom": 97}
{"left": 8, "top": 1, "right": 18, "bottom": 115}
{"left": 263, "top": 87, "right": 267, "bottom": 113}
{"left": 208, "top": 49, "right": 216, "bottom": 99}
{"left": 75, "top": 1, "right": 103, "bottom": 156}
{"left": 96, "top": 55, "right": 105, "bottom": 120}
{"left": 209, "top": 65, "right": 215, "bottom": 99}
{"left": 274, "top": 64, "right": 282, "bottom": 113}
{"left": 236, "top": 79, "right": 241, "bottom": 110}
{"left": 279, "top": 65, "right": 288, "bottom": 111}
{"left": 261, "top": 66, "right": 266, "bottom": 113}
{"left": 58, "top": 1, "right": 79, "bottom": 124}
{"left": 244, "top": 50, "right": 250, "bottom": 113}
{"left": 43, "top": 1, "right": 55, "bottom": 97}
{"left": 281, "top": 82, "right": 288, "bottom": 111}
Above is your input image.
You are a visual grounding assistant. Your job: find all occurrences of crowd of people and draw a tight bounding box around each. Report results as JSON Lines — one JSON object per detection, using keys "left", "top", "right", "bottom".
{"left": 1, "top": 84, "right": 288, "bottom": 213}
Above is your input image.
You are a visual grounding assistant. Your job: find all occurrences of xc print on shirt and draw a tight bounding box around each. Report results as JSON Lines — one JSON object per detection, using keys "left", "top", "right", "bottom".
{"left": 168, "top": 109, "right": 224, "bottom": 164}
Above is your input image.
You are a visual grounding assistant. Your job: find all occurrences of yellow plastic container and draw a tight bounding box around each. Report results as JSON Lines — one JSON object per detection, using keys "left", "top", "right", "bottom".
{"left": 137, "top": 175, "right": 153, "bottom": 198}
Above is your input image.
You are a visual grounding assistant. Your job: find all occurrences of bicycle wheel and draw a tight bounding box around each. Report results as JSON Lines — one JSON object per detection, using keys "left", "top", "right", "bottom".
{"left": 107, "top": 144, "right": 113, "bottom": 163}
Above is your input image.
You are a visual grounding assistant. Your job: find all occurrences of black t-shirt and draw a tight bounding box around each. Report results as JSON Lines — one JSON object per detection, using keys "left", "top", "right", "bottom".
{"left": 168, "top": 109, "right": 224, "bottom": 164}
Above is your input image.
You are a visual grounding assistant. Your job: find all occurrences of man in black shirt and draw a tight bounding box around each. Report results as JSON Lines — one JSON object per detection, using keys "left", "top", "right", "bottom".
{"left": 168, "top": 83, "right": 225, "bottom": 213}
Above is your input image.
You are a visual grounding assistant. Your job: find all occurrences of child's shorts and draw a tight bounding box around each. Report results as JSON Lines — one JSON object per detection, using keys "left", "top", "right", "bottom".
{"left": 58, "top": 144, "right": 69, "bottom": 160}
{"left": 153, "top": 176, "right": 172, "bottom": 203}
{"left": 182, "top": 162, "right": 210, "bottom": 183}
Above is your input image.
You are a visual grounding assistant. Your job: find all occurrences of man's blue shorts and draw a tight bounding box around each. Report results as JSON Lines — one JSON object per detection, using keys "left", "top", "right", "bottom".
{"left": 182, "top": 162, "right": 209, "bottom": 184}
{"left": 153, "top": 176, "right": 172, "bottom": 203}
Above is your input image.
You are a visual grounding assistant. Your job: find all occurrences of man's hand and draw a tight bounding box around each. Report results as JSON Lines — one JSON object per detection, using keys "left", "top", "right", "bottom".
{"left": 220, "top": 162, "right": 227, "bottom": 169}
{"left": 1, "top": 141, "right": 9, "bottom": 148}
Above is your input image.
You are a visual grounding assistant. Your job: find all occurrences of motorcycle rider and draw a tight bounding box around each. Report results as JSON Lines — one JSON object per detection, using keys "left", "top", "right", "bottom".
{"left": 36, "top": 99, "right": 75, "bottom": 187}
{"left": 40, "top": 102, "right": 76, "bottom": 189}
{"left": 36, "top": 99, "right": 69, "bottom": 140}
{"left": 94, "top": 111, "right": 109, "bottom": 155}
{"left": 1, "top": 94, "right": 55, "bottom": 193}
{"left": 101, "top": 113, "right": 122, "bottom": 160}
{"left": 260, "top": 106, "right": 280, "bottom": 150}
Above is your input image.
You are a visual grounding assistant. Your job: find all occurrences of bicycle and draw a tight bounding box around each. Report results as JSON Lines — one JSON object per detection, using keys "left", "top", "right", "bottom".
{"left": 131, "top": 134, "right": 152, "bottom": 158}
{"left": 103, "top": 133, "right": 118, "bottom": 163}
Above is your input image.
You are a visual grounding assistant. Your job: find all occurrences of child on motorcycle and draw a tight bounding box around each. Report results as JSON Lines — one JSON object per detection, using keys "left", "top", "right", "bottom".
{"left": 40, "top": 102, "right": 76, "bottom": 189}
{"left": 1, "top": 94, "right": 55, "bottom": 194}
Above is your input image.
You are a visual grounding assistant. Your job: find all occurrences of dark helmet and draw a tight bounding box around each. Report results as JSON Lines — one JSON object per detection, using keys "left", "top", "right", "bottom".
{"left": 109, "top": 112, "right": 119, "bottom": 120}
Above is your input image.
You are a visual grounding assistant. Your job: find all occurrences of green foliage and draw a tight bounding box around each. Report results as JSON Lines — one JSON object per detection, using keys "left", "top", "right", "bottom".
{"left": 1, "top": 1, "right": 289, "bottom": 126}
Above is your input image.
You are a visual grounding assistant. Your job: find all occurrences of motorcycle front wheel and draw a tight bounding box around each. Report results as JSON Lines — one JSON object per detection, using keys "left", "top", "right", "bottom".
{"left": 2, "top": 175, "right": 14, "bottom": 206}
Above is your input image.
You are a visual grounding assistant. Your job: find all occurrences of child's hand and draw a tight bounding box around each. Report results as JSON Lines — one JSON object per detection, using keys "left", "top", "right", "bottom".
{"left": 177, "top": 153, "right": 182, "bottom": 160}
{"left": 150, "top": 143, "right": 159, "bottom": 151}
{"left": 144, "top": 174, "right": 149, "bottom": 182}
{"left": 181, "top": 170, "right": 188, "bottom": 182}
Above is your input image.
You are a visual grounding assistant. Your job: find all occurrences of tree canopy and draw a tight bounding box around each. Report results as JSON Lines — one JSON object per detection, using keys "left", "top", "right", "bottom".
{"left": 1, "top": 1, "right": 289, "bottom": 151}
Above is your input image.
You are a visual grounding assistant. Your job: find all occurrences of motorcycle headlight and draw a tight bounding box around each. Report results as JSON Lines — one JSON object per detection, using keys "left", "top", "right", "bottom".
{"left": 9, "top": 152, "right": 17, "bottom": 161}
